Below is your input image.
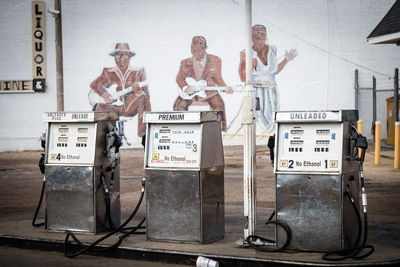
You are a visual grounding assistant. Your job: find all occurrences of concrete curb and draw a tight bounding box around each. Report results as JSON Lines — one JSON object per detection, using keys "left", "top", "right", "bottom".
{"left": 1, "top": 234, "right": 399, "bottom": 267}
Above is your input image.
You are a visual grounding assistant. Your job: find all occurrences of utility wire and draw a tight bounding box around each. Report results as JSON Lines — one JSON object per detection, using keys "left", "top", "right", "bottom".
{"left": 230, "top": 0, "right": 395, "bottom": 80}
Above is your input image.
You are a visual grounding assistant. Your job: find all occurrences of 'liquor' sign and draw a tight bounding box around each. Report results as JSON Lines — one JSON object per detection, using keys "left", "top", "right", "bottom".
{"left": 0, "top": 1, "right": 46, "bottom": 93}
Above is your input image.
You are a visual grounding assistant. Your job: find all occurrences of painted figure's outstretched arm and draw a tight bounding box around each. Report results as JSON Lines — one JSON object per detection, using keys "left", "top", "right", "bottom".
{"left": 275, "top": 49, "right": 297, "bottom": 75}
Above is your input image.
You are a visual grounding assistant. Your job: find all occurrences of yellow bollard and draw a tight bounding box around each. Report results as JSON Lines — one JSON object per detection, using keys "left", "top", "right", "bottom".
{"left": 358, "top": 120, "right": 363, "bottom": 158}
{"left": 395, "top": 122, "right": 400, "bottom": 169}
{"left": 375, "top": 121, "right": 381, "bottom": 165}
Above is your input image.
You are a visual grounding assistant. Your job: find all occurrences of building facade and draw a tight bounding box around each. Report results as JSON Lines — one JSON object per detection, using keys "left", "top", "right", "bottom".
{"left": 0, "top": 0, "right": 399, "bottom": 151}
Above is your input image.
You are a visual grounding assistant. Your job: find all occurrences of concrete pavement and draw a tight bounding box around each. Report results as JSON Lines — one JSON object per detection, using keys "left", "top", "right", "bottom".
{"left": 0, "top": 146, "right": 399, "bottom": 266}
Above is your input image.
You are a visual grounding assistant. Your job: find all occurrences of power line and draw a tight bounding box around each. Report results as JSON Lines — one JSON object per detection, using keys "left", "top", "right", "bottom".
{"left": 230, "top": 0, "right": 395, "bottom": 80}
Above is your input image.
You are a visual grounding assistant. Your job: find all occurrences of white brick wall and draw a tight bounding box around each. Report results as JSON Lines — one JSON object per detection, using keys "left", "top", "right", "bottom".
{"left": 0, "top": 0, "right": 399, "bottom": 151}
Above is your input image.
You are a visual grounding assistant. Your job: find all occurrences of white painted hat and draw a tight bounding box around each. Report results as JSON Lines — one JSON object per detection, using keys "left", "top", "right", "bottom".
{"left": 109, "top": 43, "right": 135, "bottom": 57}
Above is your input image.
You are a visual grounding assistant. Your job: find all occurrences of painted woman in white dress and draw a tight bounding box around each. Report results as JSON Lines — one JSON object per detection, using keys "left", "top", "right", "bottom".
{"left": 228, "top": 25, "right": 297, "bottom": 136}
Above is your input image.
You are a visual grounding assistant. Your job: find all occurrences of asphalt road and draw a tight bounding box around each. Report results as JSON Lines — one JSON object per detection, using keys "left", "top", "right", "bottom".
{"left": 0, "top": 246, "right": 191, "bottom": 267}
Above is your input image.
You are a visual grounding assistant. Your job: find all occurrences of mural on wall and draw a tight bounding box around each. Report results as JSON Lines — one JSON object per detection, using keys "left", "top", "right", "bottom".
{"left": 227, "top": 24, "right": 298, "bottom": 136}
{"left": 2, "top": 0, "right": 400, "bottom": 152}
{"left": 173, "top": 36, "right": 233, "bottom": 131}
{"left": 87, "top": 29, "right": 296, "bottom": 141}
{"left": 89, "top": 43, "right": 151, "bottom": 137}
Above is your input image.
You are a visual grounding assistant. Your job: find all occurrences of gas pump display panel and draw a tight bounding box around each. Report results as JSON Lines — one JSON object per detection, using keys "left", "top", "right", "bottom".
{"left": 47, "top": 122, "right": 96, "bottom": 165}
{"left": 147, "top": 123, "right": 202, "bottom": 169}
{"left": 276, "top": 123, "right": 343, "bottom": 173}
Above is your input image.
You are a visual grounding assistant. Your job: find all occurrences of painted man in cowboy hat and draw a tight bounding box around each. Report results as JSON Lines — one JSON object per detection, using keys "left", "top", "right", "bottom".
{"left": 90, "top": 43, "right": 151, "bottom": 137}
{"left": 173, "top": 36, "right": 232, "bottom": 131}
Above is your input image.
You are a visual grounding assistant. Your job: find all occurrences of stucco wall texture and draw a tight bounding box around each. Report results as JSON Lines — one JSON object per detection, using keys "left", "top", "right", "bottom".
{"left": 0, "top": 0, "right": 399, "bottom": 151}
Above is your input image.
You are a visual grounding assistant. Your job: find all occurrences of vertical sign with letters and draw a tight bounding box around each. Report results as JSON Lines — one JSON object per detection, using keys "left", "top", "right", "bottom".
{"left": 0, "top": 1, "right": 46, "bottom": 93}
{"left": 32, "top": 1, "right": 46, "bottom": 92}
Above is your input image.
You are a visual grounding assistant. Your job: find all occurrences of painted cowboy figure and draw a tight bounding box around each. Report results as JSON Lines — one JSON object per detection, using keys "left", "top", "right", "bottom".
{"left": 90, "top": 43, "right": 151, "bottom": 137}
{"left": 173, "top": 36, "right": 232, "bottom": 131}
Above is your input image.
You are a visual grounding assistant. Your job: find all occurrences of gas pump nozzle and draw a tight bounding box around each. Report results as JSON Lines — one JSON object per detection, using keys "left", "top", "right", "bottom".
{"left": 349, "top": 124, "right": 368, "bottom": 162}
{"left": 356, "top": 135, "right": 368, "bottom": 162}
{"left": 38, "top": 132, "right": 46, "bottom": 174}
{"left": 106, "top": 123, "right": 122, "bottom": 169}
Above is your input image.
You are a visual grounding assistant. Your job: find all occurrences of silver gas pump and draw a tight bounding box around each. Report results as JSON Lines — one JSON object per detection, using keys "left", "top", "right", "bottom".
{"left": 43, "top": 111, "right": 121, "bottom": 234}
{"left": 274, "top": 110, "right": 360, "bottom": 251}
{"left": 143, "top": 111, "right": 225, "bottom": 243}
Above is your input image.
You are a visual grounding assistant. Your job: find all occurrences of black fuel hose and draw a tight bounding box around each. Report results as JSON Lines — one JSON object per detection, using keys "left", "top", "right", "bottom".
{"left": 345, "top": 186, "right": 362, "bottom": 248}
{"left": 103, "top": 188, "right": 146, "bottom": 234}
{"left": 100, "top": 170, "right": 117, "bottom": 231}
{"left": 322, "top": 162, "right": 374, "bottom": 261}
{"left": 102, "top": 171, "right": 145, "bottom": 234}
{"left": 32, "top": 178, "right": 45, "bottom": 227}
{"left": 64, "top": 178, "right": 146, "bottom": 258}
{"left": 32, "top": 153, "right": 46, "bottom": 227}
{"left": 266, "top": 210, "right": 276, "bottom": 223}
{"left": 67, "top": 217, "right": 146, "bottom": 254}
{"left": 99, "top": 217, "right": 146, "bottom": 252}
{"left": 322, "top": 213, "right": 374, "bottom": 261}
{"left": 245, "top": 219, "right": 291, "bottom": 252}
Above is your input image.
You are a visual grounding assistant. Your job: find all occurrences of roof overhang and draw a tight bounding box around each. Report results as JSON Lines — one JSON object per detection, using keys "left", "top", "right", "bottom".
{"left": 367, "top": 31, "right": 400, "bottom": 45}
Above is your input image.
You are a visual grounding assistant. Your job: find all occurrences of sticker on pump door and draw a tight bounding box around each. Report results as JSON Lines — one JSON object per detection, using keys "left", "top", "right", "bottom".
{"left": 280, "top": 160, "right": 288, "bottom": 167}
{"left": 279, "top": 159, "right": 339, "bottom": 171}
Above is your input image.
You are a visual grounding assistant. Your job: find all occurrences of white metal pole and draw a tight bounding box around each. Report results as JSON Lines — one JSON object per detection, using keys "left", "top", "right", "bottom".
{"left": 243, "top": 0, "right": 256, "bottom": 240}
